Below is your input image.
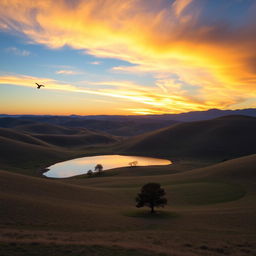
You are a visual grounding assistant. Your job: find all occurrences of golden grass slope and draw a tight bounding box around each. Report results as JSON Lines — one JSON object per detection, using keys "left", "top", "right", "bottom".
{"left": 0, "top": 154, "right": 256, "bottom": 255}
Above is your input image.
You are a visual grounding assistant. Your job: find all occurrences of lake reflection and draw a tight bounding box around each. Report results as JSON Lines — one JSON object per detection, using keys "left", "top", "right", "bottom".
{"left": 44, "top": 155, "right": 172, "bottom": 178}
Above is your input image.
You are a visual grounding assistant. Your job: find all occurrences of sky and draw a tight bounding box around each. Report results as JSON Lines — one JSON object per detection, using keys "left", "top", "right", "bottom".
{"left": 0, "top": 0, "right": 256, "bottom": 115}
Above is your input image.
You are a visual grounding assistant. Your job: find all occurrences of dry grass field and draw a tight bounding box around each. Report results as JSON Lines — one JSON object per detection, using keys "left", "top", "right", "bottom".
{"left": 122, "top": 115, "right": 256, "bottom": 160}
{"left": 0, "top": 116, "right": 256, "bottom": 255}
{"left": 1, "top": 153, "right": 256, "bottom": 256}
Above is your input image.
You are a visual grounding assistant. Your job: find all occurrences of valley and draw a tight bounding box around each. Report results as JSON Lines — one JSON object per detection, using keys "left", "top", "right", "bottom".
{"left": 0, "top": 113, "right": 256, "bottom": 255}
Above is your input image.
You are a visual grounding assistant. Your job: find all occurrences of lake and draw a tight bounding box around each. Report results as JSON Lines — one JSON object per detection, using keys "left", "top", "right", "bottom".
{"left": 44, "top": 155, "right": 172, "bottom": 178}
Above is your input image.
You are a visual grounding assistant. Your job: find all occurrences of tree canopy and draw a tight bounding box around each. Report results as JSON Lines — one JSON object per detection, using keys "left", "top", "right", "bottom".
{"left": 94, "top": 164, "right": 103, "bottom": 174}
{"left": 136, "top": 183, "right": 167, "bottom": 213}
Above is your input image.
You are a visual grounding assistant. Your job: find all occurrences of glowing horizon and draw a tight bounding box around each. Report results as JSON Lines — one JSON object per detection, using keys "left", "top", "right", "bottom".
{"left": 0, "top": 0, "right": 256, "bottom": 115}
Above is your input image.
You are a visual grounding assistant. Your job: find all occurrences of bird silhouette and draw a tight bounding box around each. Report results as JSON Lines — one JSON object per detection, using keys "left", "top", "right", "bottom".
{"left": 35, "top": 82, "right": 45, "bottom": 89}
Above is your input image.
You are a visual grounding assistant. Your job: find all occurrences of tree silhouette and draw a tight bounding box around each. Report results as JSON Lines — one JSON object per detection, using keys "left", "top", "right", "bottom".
{"left": 94, "top": 164, "right": 103, "bottom": 174}
{"left": 87, "top": 169, "right": 93, "bottom": 177}
{"left": 136, "top": 183, "right": 167, "bottom": 214}
{"left": 129, "top": 161, "right": 138, "bottom": 167}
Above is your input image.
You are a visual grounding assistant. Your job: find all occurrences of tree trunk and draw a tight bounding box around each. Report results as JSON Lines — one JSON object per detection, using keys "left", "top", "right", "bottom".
{"left": 150, "top": 205, "right": 155, "bottom": 214}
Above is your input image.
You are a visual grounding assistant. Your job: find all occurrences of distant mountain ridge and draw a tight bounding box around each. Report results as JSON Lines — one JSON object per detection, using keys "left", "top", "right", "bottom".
{"left": 1, "top": 108, "right": 256, "bottom": 121}
{"left": 160, "top": 108, "right": 256, "bottom": 121}
{"left": 0, "top": 116, "right": 179, "bottom": 136}
{"left": 1, "top": 108, "right": 256, "bottom": 136}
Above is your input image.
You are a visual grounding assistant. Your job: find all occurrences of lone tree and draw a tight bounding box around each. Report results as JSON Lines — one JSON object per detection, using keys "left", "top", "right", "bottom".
{"left": 94, "top": 164, "right": 103, "bottom": 174}
{"left": 136, "top": 183, "right": 167, "bottom": 214}
{"left": 87, "top": 169, "right": 93, "bottom": 177}
{"left": 129, "top": 161, "right": 138, "bottom": 167}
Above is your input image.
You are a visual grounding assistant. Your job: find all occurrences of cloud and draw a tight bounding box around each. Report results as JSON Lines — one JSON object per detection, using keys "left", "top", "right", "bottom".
{"left": 0, "top": 0, "right": 256, "bottom": 113}
{"left": 5, "top": 47, "right": 31, "bottom": 56}
{"left": 0, "top": 73, "right": 246, "bottom": 114}
{"left": 90, "top": 61, "right": 101, "bottom": 65}
{"left": 55, "top": 70, "right": 81, "bottom": 75}
{"left": 172, "top": 0, "right": 193, "bottom": 17}
{"left": 0, "top": 74, "right": 76, "bottom": 91}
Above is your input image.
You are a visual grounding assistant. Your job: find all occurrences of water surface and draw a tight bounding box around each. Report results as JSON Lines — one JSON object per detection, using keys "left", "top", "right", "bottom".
{"left": 44, "top": 155, "right": 171, "bottom": 178}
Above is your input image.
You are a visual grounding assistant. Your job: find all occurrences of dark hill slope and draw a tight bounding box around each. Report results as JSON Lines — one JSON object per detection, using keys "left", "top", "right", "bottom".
{"left": 0, "top": 128, "right": 50, "bottom": 146}
{"left": 0, "top": 125, "right": 118, "bottom": 173}
{"left": 179, "top": 153, "right": 256, "bottom": 182}
{"left": 15, "top": 123, "right": 80, "bottom": 135}
{"left": 0, "top": 116, "right": 179, "bottom": 136}
{"left": 14, "top": 123, "right": 118, "bottom": 147}
{"left": 122, "top": 115, "right": 256, "bottom": 159}
{"left": 0, "top": 117, "right": 34, "bottom": 128}
{"left": 3, "top": 121, "right": 119, "bottom": 147}
{"left": 0, "top": 136, "right": 68, "bottom": 173}
{"left": 63, "top": 119, "right": 179, "bottom": 136}
{"left": 0, "top": 170, "right": 126, "bottom": 231}
{"left": 34, "top": 132, "right": 117, "bottom": 147}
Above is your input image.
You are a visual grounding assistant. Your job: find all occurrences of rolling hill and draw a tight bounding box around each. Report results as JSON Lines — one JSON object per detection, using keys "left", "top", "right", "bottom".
{"left": 14, "top": 123, "right": 119, "bottom": 147}
{"left": 33, "top": 132, "right": 117, "bottom": 148}
{"left": 0, "top": 134, "right": 68, "bottom": 174}
{"left": 0, "top": 124, "right": 119, "bottom": 174}
{"left": 0, "top": 113, "right": 256, "bottom": 255}
{"left": 0, "top": 116, "right": 179, "bottom": 136}
{"left": 0, "top": 154, "right": 256, "bottom": 256}
{"left": 0, "top": 128, "right": 51, "bottom": 146}
{"left": 122, "top": 115, "right": 256, "bottom": 160}
{"left": 62, "top": 118, "right": 179, "bottom": 136}
{"left": 15, "top": 122, "right": 80, "bottom": 135}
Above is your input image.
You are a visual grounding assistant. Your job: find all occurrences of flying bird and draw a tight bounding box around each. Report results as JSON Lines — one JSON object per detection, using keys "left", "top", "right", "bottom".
{"left": 35, "top": 82, "right": 45, "bottom": 89}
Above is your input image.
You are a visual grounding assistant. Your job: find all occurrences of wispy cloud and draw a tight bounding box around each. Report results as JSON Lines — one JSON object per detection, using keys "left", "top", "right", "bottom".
{"left": 0, "top": 74, "right": 76, "bottom": 91}
{"left": 5, "top": 47, "right": 31, "bottom": 56}
{"left": 0, "top": 0, "right": 256, "bottom": 113}
{"left": 55, "top": 70, "right": 81, "bottom": 75}
{"left": 90, "top": 61, "right": 101, "bottom": 65}
{"left": 172, "top": 0, "right": 193, "bottom": 17}
{"left": 0, "top": 73, "right": 249, "bottom": 114}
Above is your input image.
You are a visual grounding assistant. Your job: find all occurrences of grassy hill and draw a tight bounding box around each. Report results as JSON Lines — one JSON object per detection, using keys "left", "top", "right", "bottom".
{"left": 0, "top": 154, "right": 256, "bottom": 255}
{"left": 0, "top": 135, "right": 69, "bottom": 174}
{"left": 0, "top": 116, "right": 179, "bottom": 136}
{"left": 122, "top": 115, "right": 256, "bottom": 160}
{"left": 0, "top": 117, "right": 34, "bottom": 128}
{"left": 13, "top": 123, "right": 118, "bottom": 147}
{"left": 0, "top": 125, "right": 119, "bottom": 175}
{"left": 0, "top": 128, "right": 51, "bottom": 146}
{"left": 33, "top": 133, "right": 117, "bottom": 148}
{"left": 15, "top": 122, "right": 81, "bottom": 135}
{"left": 1, "top": 115, "right": 256, "bottom": 255}
{"left": 63, "top": 118, "right": 179, "bottom": 136}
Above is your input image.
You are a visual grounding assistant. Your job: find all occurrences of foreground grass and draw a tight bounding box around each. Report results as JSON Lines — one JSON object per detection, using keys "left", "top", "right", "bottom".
{"left": 1, "top": 154, "right": 256, "bottom": 256}
{"left": 0, "top": 243, "right": 167, "bottom": 256}
{"left": 123, "top": 210, "right": 179, "bottom": 219}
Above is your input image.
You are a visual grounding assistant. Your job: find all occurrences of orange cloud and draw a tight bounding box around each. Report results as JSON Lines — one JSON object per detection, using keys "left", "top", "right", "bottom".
{"left": 0, "top": 0, "right": 256, "bottom": 114}
{"left": 0, "top": 74, "right": 76, "bottom": 91}
{"left": 172, "top": 0, "right": 193, "bottom": 17}
{"left": 1, "top": 73, "right": 240, "bottom": 114}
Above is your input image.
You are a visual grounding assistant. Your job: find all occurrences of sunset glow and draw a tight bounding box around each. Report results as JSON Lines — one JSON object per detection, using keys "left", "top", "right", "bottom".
{"left": 0, "top": 0, "right": 256, "bottom": 115}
